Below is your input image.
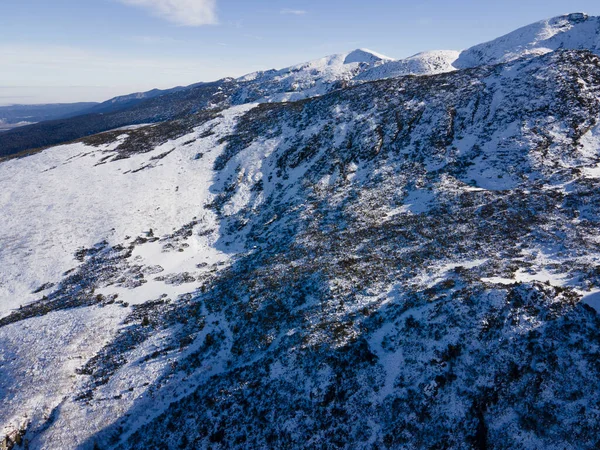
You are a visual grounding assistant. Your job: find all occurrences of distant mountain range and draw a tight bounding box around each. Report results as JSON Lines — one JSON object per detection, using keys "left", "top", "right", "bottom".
{"left": 2, "top": 12, "right": 597, "bottom": 159}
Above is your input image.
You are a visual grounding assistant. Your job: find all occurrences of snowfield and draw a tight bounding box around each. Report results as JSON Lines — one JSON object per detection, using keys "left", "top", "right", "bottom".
{"left": 0, "top": 104, "right": 255, "bottom": 318}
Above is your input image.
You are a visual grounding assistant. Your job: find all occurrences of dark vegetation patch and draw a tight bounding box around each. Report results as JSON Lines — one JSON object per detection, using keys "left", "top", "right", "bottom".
{"left": 82, "top": 109, "right": 222, "bottom": 161}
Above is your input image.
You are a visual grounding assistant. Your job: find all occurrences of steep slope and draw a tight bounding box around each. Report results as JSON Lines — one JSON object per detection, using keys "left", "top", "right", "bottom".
{"left": 2, "top": 48, "right": 600, "bottom": 449}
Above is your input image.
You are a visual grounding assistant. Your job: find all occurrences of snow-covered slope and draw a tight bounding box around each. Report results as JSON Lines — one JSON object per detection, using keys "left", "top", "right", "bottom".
{"left": 0, "top": 106, "right": 253, "bottom": 318}
{"left": 360, "top": 12, "right": 600, "bottom": 82}
{"left": 3, "top": 14, "right": 600, "bottom": 450}
{"left": 456, "top": 12, "right": 600, "bottom": 68}
{"left": 2, "top": 48, "right": 600, "bottom": 449}
{"left": 361, "top": 12, "right": 600, "bottom": 80}
{"left": 343, "top": 48, "right": 393, "bottom": 64}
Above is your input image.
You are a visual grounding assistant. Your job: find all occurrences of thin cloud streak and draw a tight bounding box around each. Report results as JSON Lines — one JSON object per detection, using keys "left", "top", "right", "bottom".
{"left": 118, "top": 0, "right": 218, "bottom": 26}
{"left": 280, "top": 9, "right": 307, "bottom": 15}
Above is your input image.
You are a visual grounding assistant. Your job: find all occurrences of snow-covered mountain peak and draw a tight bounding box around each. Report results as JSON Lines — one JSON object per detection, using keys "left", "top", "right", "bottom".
{"left": 356, "top": 49, "right": 460, "bottom": 81}
{"left": 230, "top": 49, "right": 395, "bottom": 103}
{"left": 455, "top": 12, "right": 600, "bottom": 68}
{"left": 343, "top": 48, "right": 393, "bottom": 64}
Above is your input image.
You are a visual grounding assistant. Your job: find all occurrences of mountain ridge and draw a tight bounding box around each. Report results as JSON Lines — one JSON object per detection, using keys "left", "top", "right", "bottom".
{"left": 455, "top": 12, "right": 600, "bottom": 68}
{"left": 2, "top": 13, "right": 599, "bottom": 157}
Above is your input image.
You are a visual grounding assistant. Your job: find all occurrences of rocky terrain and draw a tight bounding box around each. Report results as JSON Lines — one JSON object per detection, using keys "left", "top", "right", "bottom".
{"left": 2, "top": 12, "right": 600, "bottom": 450}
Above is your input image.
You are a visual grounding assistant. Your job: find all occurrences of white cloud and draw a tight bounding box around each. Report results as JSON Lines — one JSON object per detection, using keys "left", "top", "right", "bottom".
{"left": 118, "top": 0, "right": 218, "bottom": 26}
{"left": 280, "top": 8, "right": 307, "bottom": 15}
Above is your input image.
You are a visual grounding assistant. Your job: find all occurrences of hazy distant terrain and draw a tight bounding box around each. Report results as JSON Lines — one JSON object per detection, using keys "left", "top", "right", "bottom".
{"left": 0, "top": 121, "right": 32, "bottom": 132}
{"left": 0, "top": 103, "right": 98, "bottom": 127}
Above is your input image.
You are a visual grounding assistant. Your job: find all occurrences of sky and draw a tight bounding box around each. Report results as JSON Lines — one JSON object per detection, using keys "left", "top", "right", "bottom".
{"left": 1, "top": 0, "right": 599, "bottom": 105}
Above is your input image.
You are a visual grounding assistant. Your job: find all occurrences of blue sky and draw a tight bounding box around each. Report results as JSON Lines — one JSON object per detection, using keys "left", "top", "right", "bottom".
{"left": 1, "top": 0, "right": 599, "bottom": 104}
